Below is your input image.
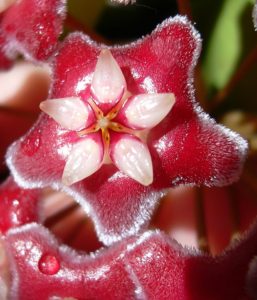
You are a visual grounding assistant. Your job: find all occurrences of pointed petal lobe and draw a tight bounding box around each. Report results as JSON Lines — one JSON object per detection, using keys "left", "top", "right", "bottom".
{"left": 111, "top": 135, "right": 153, "bottom": 186}
{"left": 124, "top": 93, "right": 175, "bottom": 129}
{"left": 62, "top": 138, "right": 103, "bottom": 186}
{"left": 40, "top": 98, "right": 91, "bottom": 131}
{"left": 91, "top": 49, "right": 126, "bottom": 105}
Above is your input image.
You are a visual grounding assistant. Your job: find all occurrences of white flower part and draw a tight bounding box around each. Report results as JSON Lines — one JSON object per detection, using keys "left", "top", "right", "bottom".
{"left": 62, "top": 138, "right": 103, "bottom": 186}
{"left": 40, "top": 97, "right": 90, "bottom": 131}
{"left": 125, "top": 93, "right": 175, "bottom": 129}
{"left": 91, "top": 49, "right": 126, "bottom": 105}
{"left": 0, "top": 0, "right": 16, "bottom": 13}
{"left": 112, "top": 137, "right": 153, "bottom": 186}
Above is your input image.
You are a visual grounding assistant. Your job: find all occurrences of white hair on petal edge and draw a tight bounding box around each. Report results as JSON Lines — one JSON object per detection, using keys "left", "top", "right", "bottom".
{"left": 6, "top": 139, "right": 167, "bottom": 246}
{"left": 253, "top": 1, "right": 257, "bottom": 31}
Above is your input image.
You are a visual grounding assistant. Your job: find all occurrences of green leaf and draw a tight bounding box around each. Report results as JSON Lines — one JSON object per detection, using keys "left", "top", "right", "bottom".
{"left": 202, "top": 0, "right": 255, "bottom": 91}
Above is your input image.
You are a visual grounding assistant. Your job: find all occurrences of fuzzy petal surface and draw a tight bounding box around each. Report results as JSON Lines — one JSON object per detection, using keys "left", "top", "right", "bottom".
{"left": 0, "top": 177, "right": 40, "bottom": 233}
{"left": 4, "top": 222, "right": 257, "bottom": 300}
{"left": 7, "top": 16, "right": 247, "bottom": 245}
{"left": 0, "top": 0, "right": 66, "bottom": 61}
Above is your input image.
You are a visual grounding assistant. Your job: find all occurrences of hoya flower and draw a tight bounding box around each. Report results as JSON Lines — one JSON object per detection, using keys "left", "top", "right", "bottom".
{"left": 0, "top": 0, "right": 66, "bottom": 68}
{"left": 2, "top": 218, "right": 257, "bottom": 299}
{"left": 40, "top": 48, "right": 175, "bottom": 186}
{"left": 7, "top": 16, "right": 248, "bottom": 245}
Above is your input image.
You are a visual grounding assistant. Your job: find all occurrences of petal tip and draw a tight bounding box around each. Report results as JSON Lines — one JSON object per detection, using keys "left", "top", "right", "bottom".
{"left": 91, "top": 48, "right": 126, "bottom": 105}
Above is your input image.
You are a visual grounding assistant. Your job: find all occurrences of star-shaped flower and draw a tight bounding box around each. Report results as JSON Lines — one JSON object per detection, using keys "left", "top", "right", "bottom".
{"left": 40, "top": 49, "right": 175, "bottom": 186}
{"left": 7, "top": 16, "right": 248, "bottom": 245}
{"left": 0, "top": 0, "right": 66, "bottom": 68}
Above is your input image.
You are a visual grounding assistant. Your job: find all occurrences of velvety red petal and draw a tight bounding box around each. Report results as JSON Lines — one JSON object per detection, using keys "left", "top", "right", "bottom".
{"left": 51, "top": 17, "right": 200, "bottom": 104}
{"left": 7, "top": 126, "right": 163, "bottom": 244}
{"left": 6, "top": 16, "right": 247, "bottom": 244}
{"left": 50, "top": 16, "right": 247, "bottom": 188}
{"left": 1, "top": 0, "right": 66, "bottom": 61}
{"left": 5, "top": 223, "right": 137, "bottom": 300}
{"left": 5, "top": 222, "right": 257, "bottom": 299}
{"left": 149, "top": 113, "right": 248, "bottom": 187}
{"left": 125, "top": 227, "right": 257, "bottom": 300}
{"left": 0, "top": 177, "right": 40, "bottom": 233}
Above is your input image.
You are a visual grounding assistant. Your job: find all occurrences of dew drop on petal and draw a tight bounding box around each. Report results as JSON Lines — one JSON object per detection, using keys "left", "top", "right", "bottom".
{"left": 38, "top": 253, "right": 60, "bottom": 275}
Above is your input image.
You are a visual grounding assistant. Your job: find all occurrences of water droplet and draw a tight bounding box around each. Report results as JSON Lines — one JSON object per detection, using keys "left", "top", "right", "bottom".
{"left": 38, "top": 253, "right": 60, "bottom": 275}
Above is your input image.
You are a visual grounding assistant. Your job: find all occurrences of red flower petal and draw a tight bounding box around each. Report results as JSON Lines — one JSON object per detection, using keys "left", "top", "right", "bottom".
{"left": 149, "top": 114, "right": 247, "bottom": 187}
{"left": 1, "top": 0, "right": 66, "bottom": 61}
{"left": 8, "top": 129, "right": 162, "bottom": 243}
{"left": 5, "top": 223, "right": 137, "bottom": 300}
{"left": 0, "top": 177, "right": 40, "bottom": 233}
{"left": 125, "top": 227, "right": 257, "bottom": 300}
{"left": 7, "top": 16, "right": 247, "bottom": 244}
{"left": 4, "top": 222, "right": 257, "bottom": 299}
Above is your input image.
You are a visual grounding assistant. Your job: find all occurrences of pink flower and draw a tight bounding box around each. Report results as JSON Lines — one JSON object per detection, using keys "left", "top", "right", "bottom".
{"left": 6, "top": 16, "right": 248, "bottom": 245}
{"left": 2, "top": 218, "right": 257, "bottom": 299}
{"left": 0, "top": 0, "right": 66, "bottom": 68}
{"left": 40, "top": 49, "right": 175, "bottom": 186}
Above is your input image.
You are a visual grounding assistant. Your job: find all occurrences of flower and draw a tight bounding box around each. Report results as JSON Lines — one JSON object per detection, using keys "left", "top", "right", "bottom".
{"left": 2, "top": 218, "right": 257, "bottom": 299}
{"left": 6, "top": 16, "right": 248, "bottom": 245}
{"left": 0, "top": 0, "right": 66, "bottom": 69}
{"left": 40, "top": 49, "right": 175, "bottom": 186}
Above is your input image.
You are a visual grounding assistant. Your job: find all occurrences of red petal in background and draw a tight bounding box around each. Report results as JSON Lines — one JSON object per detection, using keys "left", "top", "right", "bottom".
{"left": 1, "top": 0, "right": 66, "bottom": 61}
{"left": 4, "top": 221, "right": 257, "bottom": 300}
{"left": 0, "top": 177, "right": 40, "bottom": 233}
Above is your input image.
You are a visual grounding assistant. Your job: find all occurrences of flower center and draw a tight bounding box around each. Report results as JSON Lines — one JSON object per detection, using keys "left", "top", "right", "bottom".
{"left": 97, "top": 117, "right": 109, "bottom": 129}
{"left": 77, "top": 96, "right": 133, "bottom": 147}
